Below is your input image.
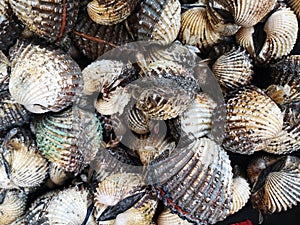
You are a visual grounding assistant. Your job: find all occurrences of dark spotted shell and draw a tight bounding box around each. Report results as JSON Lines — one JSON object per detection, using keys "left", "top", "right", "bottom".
{"left": 0, "top": 0, "right": 23, "bottom": 50}
{"left": 0, "top": 51, "right": 9, "bottom": 92}
{"left": 71, "top": 12, "right": 133, "bottom": 60}
{"left": 8, "top": 0, "right": 79, "bottom": 43}
{"left": 35, "top": 106, "right": 102, "bottom": 173}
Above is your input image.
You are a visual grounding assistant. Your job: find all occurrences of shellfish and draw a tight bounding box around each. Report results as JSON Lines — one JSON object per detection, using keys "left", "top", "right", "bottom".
{"left": 9, "top": 42, "right": 83, "bottom": 114}
{"left": 287, "top": 0, "right": 300, "bottom": 19}
{"left": 0, "top": 51, "right": 10, "bottom": 92}
{"left": 157, "top": 208, "right": 194, "bottom": 224}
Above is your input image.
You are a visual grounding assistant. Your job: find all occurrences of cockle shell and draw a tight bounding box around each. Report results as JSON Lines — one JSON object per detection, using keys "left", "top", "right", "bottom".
{"left": 48, "top": 162, "right": 70, "bottom": 186}
{"left": 214, "top": 0, "right": 276, "bottom": 27}
{"left": 87, "top": 0, "right": 139, "bottom": 25}
{"left": 247, "top": 155, "right": 300, "bottom": 214}
{"left": 126, "top": 106, "right": 152, "bottom": 135}
{"left": 71, "top": 12, "right": 133, "bottom": 60}
{"left": 212, "top": 47, "right": 253, "bottom": 91}
{"left": 230, "top": 176, "right": 250, "bottom": 215}
{"left": 9, "top": 42, "right": 83, "bottom": 113}
{"left": 149, "top": 137, "right": 233, "bottom": 224}
{"left": 26, "top": 186, "right": 95, "bottom": 224}
{"left": 179, "top": 7, "right": 222, "bottom": 54}
{"left": 8, "top": 0, "right": 79, "bottom": 43}
{"left": 0, "top": 189, "right": 27, "bottom": 225}
{"left": 35, "top": 106, "right": 102, "bottom": 173}
{"left": 0, "top": 50, "right": 10, "bottom": 92}
{"left": 157, "top": 209, "right": 194, "bottom": 225}
{"left": 137, "top": 0, "right": 181, "bottom": 45}
{"left": 257, "top": 6, "right": 298, "bottom": 64}
{"left": 235, "top": 26, "right": 256, "bottom": 58}
{"left": 0, "top": 91, "right": 31, "bottom": 132}
{"left": 0, "top": 0, "right": 23, "bottom": 50}
{"left": 223, "top": 87, "right": 284, "bottom": 154}
{"left": 0, "top": 130, "right": 48, "bottom": 189}
{"left": 287, "top": 0, "right": 300, "bottom": 19}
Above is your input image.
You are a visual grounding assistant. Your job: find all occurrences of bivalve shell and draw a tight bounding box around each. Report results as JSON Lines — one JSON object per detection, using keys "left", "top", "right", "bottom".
{"left": 9, "top": 42, "right": 83, "bottom": 113}
{"left": 287, "top": 0, "right": 300, "bottom": 19}
{"left": 157, "top": 209, "right": 194, "bottom": 225}
{"left": 230, "top": 176, "right": 250, "bottom": 215}
{"left": 0, "top": 51, "right": 10, "bottom": 92}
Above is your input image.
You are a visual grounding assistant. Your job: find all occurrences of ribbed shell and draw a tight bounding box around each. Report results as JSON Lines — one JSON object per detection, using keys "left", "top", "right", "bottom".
{"left": 0, "top": 50, "right": 9, "bottom": 92}
{"left": 149, "top": 137, "right": 233, "bottom": 225}
{"left": 230, "top": 176, "right": 250, "bottom": 215}
{"left": 0, "top": 91, "right": 31, "bottom": 132}
{"left": 9, "top": 42, "right": 83, "bottom": 114}
{"left": 157, "top": 209, "right": 194, "bottom": 225}
{"left": 127, "top": 106, "right": 152, "bottom": 135}
{"left": 71, "top": 12, "right": 133, "bottom": 60}
{"left": 257, "top": 6, "right": 298, "bottom": 64}
{"left": 8, "top": 0, "right": 79, "bottom": 43}
{"left": 179, "top": 92, "right": 217, "bottom": 138}
{"left": 0, "top": 189, "right": 27, "bottom": 225}
{"left": 94, "top": 173, "right": 145, "bottom": 206}
{"left": 93, "top": 203, "right": 115, "bottom": 224}
{"left": 223, "top": 87, "right": 283, "bottom": 154}
{"left": 35, "top": 106, "right": 102, "bottom": 173}
{"left": 212, "top": 47, "right": 253, "bottom": 91}
{"left": 48, "top": 162, "right": 70, "bottom": 186}
{"left": 179, "top": 7, "right": 221, "bottom": 54}
{"left": 0, "top": 136, "right": 48, "bottom": 189}
{"left": 249, "top": 156, "right": 300, "bottom": 214}
{"left": 26, "top": 186, "right": 95, "bottom": 224}
{"left": 0, "top": 0, "right": 23, "bottom": 50}
{"left": 137, "top": 0, "right": 181, "bottom": 44}
{"left": 214, "top": 0, "right": 276, "bottom": 27}
{"left": 235, "top": 26, "right": 256, "bottom": 58}
{"left": 87, "top": 0, "right": 139, "bottom": 25}
{"left": 287, "top": 0, "right": 300, "bottom": 19}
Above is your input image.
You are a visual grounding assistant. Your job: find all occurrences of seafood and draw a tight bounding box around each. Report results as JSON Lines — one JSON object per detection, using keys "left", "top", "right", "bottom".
{"left": 157, "top": 209, "right": 194, "bottom": 224}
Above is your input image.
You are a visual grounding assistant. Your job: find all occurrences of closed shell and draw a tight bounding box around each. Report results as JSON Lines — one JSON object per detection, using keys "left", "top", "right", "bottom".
{"left": 157, "top": 209, "right": 194, "bottom": 225}
{"left": 0, "top": 189, "right": 27, "bottom": 225}
{"left": 230, "top": 176, "right": 250, "bottom": 215}
{"left": 35, "top": 106, "right": 102, "bottom": 173}
{"left": 212, "top": 47, "right": 253, "bottom": 91}
{"left": 287, "top": 0, "right": 300, "bottom": 19}
{"left": 223, "top": 87, "right": 283, "bottom": 154}
{"left": 257, "top": 6, "right": 298, "bottom": 64}
{"left": 8, "top": 0, "right": 79, "bottom": 43}
{"left": 9, "top": 42, "right": 83, "bottom": 113}
{"left": 137, "top": 0, "right": 181, "bottom": 44}
{"left": 149, "top": 137, "right": 233, "bottom": 224}
{"left": 87, "top": 0, "right": 139, "bottom": 25}
{"left": 126, "top": 106, "right": 152, "bottom": 135}
{"left": 0, "top": 50, "right": 10, "bottom": 92}
{"left": 214, "top": 0, "right": 276, "bottom": 27}
{"left": 235, "top": 26, "right": 256, "bottom": 58}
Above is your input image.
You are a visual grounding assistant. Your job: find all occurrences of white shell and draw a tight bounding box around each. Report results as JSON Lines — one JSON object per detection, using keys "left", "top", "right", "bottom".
{"left": 230, "top": 176, "right": 250, "bottom": 215}
{"left": 157, "top": 209, "right": 194, "bottom": 225}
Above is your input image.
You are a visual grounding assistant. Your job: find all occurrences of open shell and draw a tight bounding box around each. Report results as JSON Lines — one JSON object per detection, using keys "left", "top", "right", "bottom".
{"left": 248, "top": 155, "right": 300, "bottom": 214}
{"left": 212, "top": 47, "right": 253, "bottom": 91}
{"left": 257, "top": 6, "right": 298, "bottom": 64}
{"left": 9, "top": 42, "right": 83, "bottom": 114}
{"left": 8, "top": 0, "right": 79, "bottom": 43}
{"left": 35, "top": 106, "right": 102, "bottom": 173}
{"left": 137, "top": 0, "right": 181, "bottom": 44}
{"left": 149, "top": 137, "right": 233, "bottom": 224}
{"left": 223, "top": 87, "right": 283, "bottom": 154}
{"left": 87, "top": 0, "right": 139, "bottom": 25}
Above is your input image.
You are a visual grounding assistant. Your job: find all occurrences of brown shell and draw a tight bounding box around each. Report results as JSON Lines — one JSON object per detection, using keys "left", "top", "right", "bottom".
{"left": 149, "top": 137, "right": 233, "bottom": 224}
{"left": 71, "top": 12, "right": 134, "bottom": 60}
{"left": 257, "top": 6, "right": 298, "bottom": 64}
{"left": 126, "top": 106, "right": 152, "bottom": 135}
{"left": 48, "top": 162, "right": 70, "bottom": 186}
{"left": 137, "top": 0, "right": 181, "bottom": 44}
{"left": 223, "top": 87, "right": 283, "bottom": 154}
{"left": 212, "top": 47, "right": 253, "bottom": 91}
{"left": 0, "top": 0, "right": 23, "bottom": 50}
{"left": 287, "top": 0, "right": 300, "bottom": 19}
{"left": 35, "top": 106, "right": 102, "bottom": 173}
{"left": 87, "top": 0, "right": 139, "bottom": 25}
{"left": 9, "top": 42, "right": 83, "bottom": 113}
{"left": 0, "top": 189, "right": 27, "bottom": 225}
{"left": 8, "top": 0, "right": 79, "bottom": 43}
{"left": 0, "top": 51, "right": 10, "bottom": 92}
{"left": 235, "top": 26, "right": 256, "bottom": 58}
{"left": 214, "top": 0, "right": 276, "bottom": 27}
{"left": 248, "top": 155, "right": 300, "bottom": 214}
{"left": 179, "top": 7, "right": 221, "bottom": 54}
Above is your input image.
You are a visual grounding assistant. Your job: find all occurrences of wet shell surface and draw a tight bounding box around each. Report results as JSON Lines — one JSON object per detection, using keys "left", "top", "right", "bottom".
{"left": 35, "top": 106, "right": 102, "bottom": 173}
{"left": 137, "top": 0, "right": 181, "bottom": 45}
{"left": 8, "top": 0, "right": 79, "bottom": 43}
{"left": 248, "top": 155, "right": 300, "bottom": 214}
{"left": 0, "top": 0, "right": 23, "bottom": 50}
{"left": 257, "top": 6, "right": 298, "bottom": 64}
{"left": 0, "top": 91, "right": 31, "bottom": 132}
{"left": 87, "top": 0, "right": 139, "bottom": 25}
{"left": 214, "top": 0, "right": 276, "bottom": 27}
{"left": 0, "top": 189, "right": 27, "bottom": 225}
{"left": 212, "top": 47, "right": 253, "bottom": 91}
{"left": 157, "top": 209, "right": 194, "bottom": 225}
{"left": 179, "top": 7, "right": 221, "bottom": 54}
{"left": 9, "top": 42, "right": 83, "bottom": 114}
{"left": 0, "top": 130, "right": 48, "bottom": 189}
{"left": 230, "top": 176, "right": 250, "bottom": 215}
{"left": 223, "top": 87, "right": 283, "bottom": 154}
{"left": 149, "top": 137, "right": 233, "bottom": 224}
